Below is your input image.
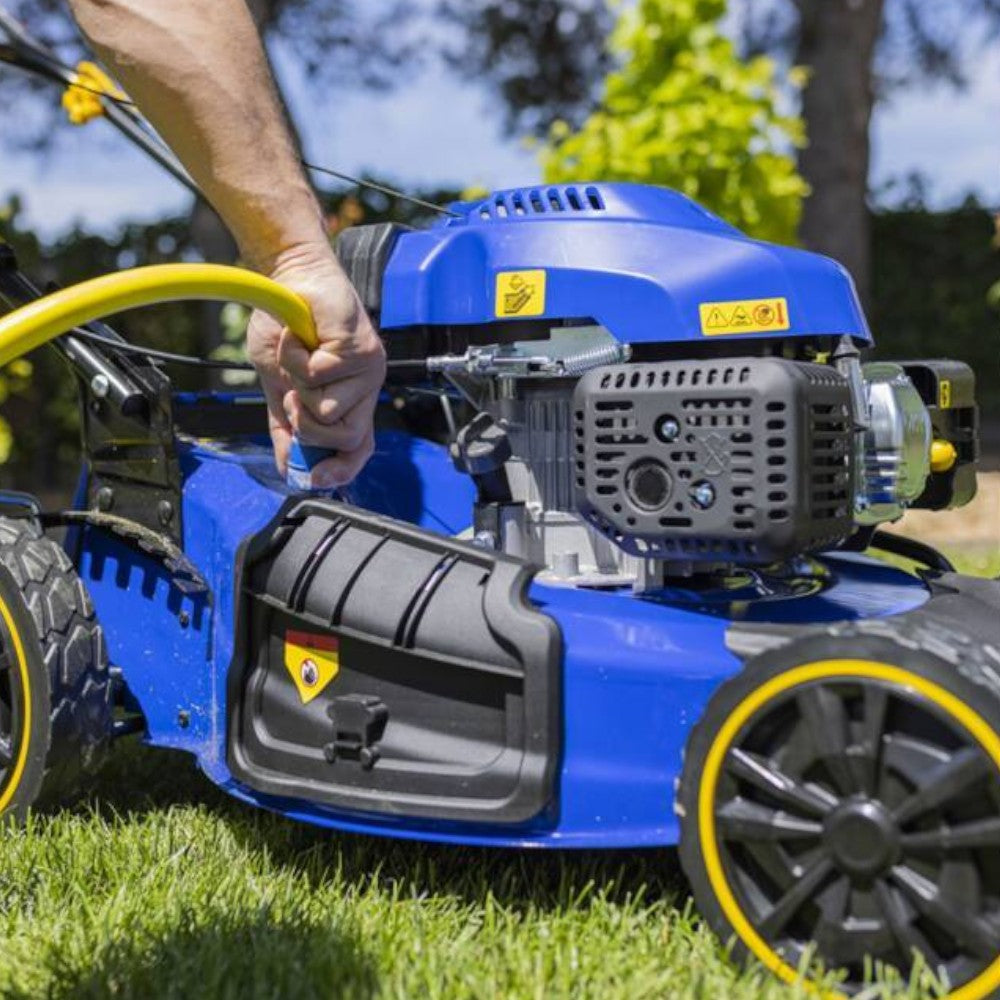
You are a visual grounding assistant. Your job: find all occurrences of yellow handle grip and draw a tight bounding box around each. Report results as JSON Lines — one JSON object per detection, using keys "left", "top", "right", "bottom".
{"left": 0, "top": 263, "right": 318, "bottom": 367}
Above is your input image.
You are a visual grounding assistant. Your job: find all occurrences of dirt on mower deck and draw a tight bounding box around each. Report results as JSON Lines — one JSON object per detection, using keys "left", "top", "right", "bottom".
{"left": 886, "top": 471, "right": 1000, "bottom": 566}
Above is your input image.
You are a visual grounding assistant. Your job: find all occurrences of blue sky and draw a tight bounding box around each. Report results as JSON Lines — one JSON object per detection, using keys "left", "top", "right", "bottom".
{"left": 2, "top": 37, "right": 999, "bottom": 239}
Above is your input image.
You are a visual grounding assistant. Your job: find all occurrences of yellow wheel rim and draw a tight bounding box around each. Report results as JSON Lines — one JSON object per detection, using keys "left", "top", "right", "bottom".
{"left": 698, "top": 659, "right": 1000, "bottom": 1000}
{"left": 0, "top": 595, "right": 32, "bottom": 814}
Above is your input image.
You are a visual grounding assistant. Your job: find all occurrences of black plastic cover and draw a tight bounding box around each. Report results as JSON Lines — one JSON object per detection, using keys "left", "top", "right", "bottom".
{"left": 901, "top": 360, "right": 978, "bottom": 510}
{"left": 334, "top": 223, "right": 408, "bottom": 319}
{"left": 227, "top": 498, "right": 562, "bottom": 824}
{"left": 573, "top": 358, "right": 856, "bottom": 563}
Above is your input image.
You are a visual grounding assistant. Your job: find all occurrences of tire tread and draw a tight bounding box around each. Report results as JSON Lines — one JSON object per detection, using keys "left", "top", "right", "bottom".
{"left": 0, "top": 515, "right": 111, "bottom": 807}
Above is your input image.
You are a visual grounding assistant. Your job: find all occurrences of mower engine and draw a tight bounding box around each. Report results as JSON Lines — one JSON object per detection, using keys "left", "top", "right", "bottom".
{"left": 341, "top": 183, "right": 978, "bottom": 589}
{"left": 444, "top": 344, "right": 975, "bottom": 588}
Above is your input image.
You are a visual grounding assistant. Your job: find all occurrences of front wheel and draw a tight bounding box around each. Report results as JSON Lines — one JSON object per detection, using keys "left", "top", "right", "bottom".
{"left": 678, "top": 621, "right": 1000, "bottom": 999}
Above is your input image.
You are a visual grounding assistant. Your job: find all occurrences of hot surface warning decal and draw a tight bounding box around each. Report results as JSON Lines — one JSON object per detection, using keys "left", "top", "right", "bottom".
{"left": 699, "top": 297, "right": 790, "bottom": 337}
{"left": 496, "top": 270, "right": 547, "bottom": 318}
{"left": 284, "top": 630, "right": 340, "bottom": 705}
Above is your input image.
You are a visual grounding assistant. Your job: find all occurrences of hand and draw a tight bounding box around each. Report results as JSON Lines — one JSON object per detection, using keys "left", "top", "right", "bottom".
{"left": 246, "top": 243, "right": 387, "bottom": 488}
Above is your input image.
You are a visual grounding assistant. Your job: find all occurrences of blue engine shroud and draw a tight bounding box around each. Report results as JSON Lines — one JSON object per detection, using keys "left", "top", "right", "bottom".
{"left": 380, "top": 182, "right": 871, "bottom": 345}
{"left": 75, "top": 183, "right": 912, "bottom": 848}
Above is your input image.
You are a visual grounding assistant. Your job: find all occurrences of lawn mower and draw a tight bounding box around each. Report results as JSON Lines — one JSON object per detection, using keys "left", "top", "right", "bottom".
{"left": 1, "top": 12, "right": 999, "bottom": 999}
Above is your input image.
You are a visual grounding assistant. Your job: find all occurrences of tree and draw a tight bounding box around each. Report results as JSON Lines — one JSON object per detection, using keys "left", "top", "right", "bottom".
{"left": 542, "top": 0, "right": 807, "bottom": 244}
{"left": 438, "top": 0, "right": 613, "bottom": 136}
{"left": 793, "top": 0, "right": 1000, "bottom": 304}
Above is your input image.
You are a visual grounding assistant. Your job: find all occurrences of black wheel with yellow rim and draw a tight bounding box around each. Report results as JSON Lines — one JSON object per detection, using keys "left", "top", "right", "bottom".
{"left": 0, "top": 515, "right": 111, "bottom": 820}
{"left": 678, "top": 621, "right": 1000, "bottom": 999}
{"left": 0, "top": 575, "right": 38, "bottom": 817}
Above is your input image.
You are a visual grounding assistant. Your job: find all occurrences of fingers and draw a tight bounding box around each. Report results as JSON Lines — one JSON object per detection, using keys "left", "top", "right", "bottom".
{"left": 307, "top": 430, "right": 375, "bottom": 489}
{"left": 277, "top": 326, "right": 385, "bottom": 391}
{"left": 296, "top": 379, "right": 373, "bottom": 426}
{"left": 283, "top": 387, "right": 377, "bottom": 454}
{"left": 268, "top": 413, "right": 294, "bottom": 476}
{"left": 250, "top": 313, "right": 295, "bottom": 475}
{"left": 277, "top": 322, "right": 385, "bottom": 430}
{"left": 246, "top": 308, "right": 284, "bottom": 375}
{"left": 246, "top": 255, "right": 387, "bottom": 486}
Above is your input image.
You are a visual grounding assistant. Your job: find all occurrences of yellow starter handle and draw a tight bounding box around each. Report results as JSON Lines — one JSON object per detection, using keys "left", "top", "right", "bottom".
{"left": 0, "top": 263, "right": 318, "bottom": 368}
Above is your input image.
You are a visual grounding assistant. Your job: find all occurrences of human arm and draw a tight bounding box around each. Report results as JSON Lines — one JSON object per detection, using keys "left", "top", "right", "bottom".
{"left": 67, "top": 0, "right": 386, "bottom": 485}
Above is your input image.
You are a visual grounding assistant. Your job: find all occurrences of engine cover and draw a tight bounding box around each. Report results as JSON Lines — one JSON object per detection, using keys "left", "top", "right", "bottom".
{"left": 573, "top": 358, "right": 855, "bottom": 563}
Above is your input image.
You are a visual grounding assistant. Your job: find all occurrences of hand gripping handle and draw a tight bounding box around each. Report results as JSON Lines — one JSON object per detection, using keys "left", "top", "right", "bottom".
{"left": 0, "top": 262, "right": 327, "bottom": 490}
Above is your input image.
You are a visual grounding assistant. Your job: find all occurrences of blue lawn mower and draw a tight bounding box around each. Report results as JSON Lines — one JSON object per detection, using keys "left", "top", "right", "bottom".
{"left": 1, "top": 14, "right": 999, "bottom": 999}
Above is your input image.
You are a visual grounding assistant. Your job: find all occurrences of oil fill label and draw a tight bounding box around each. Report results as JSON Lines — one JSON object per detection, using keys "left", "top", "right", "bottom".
{"left": 496, "top": 270, "right": 547, "bottom": 318}
{"left": 699, "top": 297, "right": 791, "bottom": 336}
{"left": 284, "top": 630, "right": 340, "bottom": 705}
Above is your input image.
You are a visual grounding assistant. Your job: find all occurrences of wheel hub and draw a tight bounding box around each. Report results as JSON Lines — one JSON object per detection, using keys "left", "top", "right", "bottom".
{"left": 823, "top": 799, "right": 899, "bottom": 879}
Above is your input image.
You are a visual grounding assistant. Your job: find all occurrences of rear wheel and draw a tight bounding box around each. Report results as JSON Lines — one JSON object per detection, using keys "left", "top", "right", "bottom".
{"left": 0, "top": 515, "right": 111, "bottom": 820}
{"left": 678, "top": 622, "right": 1000, "bottom": 998}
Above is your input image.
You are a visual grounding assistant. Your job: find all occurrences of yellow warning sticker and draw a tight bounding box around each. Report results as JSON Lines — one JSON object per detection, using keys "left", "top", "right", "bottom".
{"left": 699, "top": 297, "right": 791, "bottom": 337}
{"left": 939, "top": 379, "right": 952, "bottom": 409}
{"left": 496, "top": 270, "right": 547, "bottom": 318}
{"left": 284, "top": 630, "right": 340, "bottom": 705}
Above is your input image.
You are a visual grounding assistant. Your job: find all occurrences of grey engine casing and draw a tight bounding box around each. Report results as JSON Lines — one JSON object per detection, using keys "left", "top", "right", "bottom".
{"left": 572, "top": 357, "right": 856, "bottom": 563}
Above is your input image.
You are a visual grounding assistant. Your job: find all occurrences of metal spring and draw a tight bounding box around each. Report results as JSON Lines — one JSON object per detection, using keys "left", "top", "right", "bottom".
{"left": 559, "top": 342, "right": 630, "bottom": 376}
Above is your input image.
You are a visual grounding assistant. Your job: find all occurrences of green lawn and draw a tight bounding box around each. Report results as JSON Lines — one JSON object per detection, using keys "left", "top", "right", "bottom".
{"left": 1, "top": 549, "right": 992, "bottom": 999}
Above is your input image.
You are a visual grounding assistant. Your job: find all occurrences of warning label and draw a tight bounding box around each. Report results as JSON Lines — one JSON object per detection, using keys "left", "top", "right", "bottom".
{"left": 939, "top": 379, "right": 952, "bottom": 409}
{"left": 284, "top": 630, "right": 340, "bottom": 705}
{"left": 496, "top": 270, "right": 547, "bottom": 318}
{"left": 699, "top": 297, "right": 791, "bottom": 337}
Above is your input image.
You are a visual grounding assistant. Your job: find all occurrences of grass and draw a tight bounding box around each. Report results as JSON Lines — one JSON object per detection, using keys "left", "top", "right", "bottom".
{"left": 1, "top": 550, "right": 994, "bottom": 999}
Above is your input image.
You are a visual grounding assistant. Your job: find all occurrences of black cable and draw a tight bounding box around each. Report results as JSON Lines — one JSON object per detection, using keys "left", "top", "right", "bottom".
{"left": 301, "top": 162, "right": 461, "bottom": 219}
{"left": 869, "top": 530, "right": 956, "bottom": 574}
{"left": 66, "top": 79, "right": 136, "bottom": 106}
{"left": 69, "top": 327, "right": 256, "bottom": 370}
{"left": 386, "top": 359, "right": 432, "bottom": 371}
{"left": 27, "top": 69, "right": 138, "bottom": 107}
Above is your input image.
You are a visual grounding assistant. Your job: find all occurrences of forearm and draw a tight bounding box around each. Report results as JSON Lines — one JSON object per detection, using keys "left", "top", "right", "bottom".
{"left": 68, "top": 0, "right": 327, "bottom": 271}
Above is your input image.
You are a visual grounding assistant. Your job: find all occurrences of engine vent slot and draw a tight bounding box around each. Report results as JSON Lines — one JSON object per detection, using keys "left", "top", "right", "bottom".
{"left": 477, "top": 185, "right": 606, "bottom": 222}
{"left": 572, "top": 358, "right": 856, "bottom": 563}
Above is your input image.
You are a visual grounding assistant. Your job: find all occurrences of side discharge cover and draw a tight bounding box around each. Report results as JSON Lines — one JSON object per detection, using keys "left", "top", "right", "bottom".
{"left": 227, "top": 498, "right": 562, "bottom": 824}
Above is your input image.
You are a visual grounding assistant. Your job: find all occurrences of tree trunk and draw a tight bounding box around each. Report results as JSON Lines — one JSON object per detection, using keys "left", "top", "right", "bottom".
{"left": 794, "top": 0, "right": 884, "bottom": 307}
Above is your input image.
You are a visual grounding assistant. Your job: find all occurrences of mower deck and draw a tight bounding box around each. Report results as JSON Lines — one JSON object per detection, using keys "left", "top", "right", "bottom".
{"left": 68, "top": 411, "right": 936, "bottom": 848}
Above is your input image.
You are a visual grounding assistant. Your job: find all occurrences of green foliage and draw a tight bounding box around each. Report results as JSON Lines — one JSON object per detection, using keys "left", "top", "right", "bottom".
{"left": 542, "top": 0, "right": 808, "bottom": 244}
